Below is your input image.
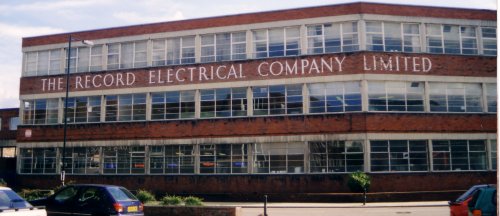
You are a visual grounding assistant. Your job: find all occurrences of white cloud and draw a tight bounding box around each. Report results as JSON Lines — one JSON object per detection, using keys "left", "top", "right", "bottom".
{"left": 0, "top": 22, "right": 64, "bottom": 38}
{"left": 0, "top": 0, "right": 118, "bottom": 12}
{"left": 112, "top": 10, "right": 184, "bottom": 24}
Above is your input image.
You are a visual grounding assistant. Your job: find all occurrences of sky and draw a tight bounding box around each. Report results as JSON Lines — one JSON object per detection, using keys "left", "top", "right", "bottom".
{"left": 0, "top": 0, "right": 496, "bottom": 109}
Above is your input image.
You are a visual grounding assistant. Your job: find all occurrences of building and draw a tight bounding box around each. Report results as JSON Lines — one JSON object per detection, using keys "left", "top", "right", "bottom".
{"left": 17, "top": 2, "right": 496, "bottom": 201}
{"left": 0, "top": 108, "right": 20, "bottom": 185}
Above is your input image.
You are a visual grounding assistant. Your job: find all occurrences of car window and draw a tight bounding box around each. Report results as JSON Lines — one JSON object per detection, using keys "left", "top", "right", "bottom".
{"left": 106, "top": 187, "right": 137, "bottom": 201}
{"left": 55, "top": 186, "right": 79, "bottom": 202}
{"left": 77, "top": 187, "right": 102, "bottom": 203}
{"left": 0, "top": 189, "right": 32, "bottom": 209}
{"left": 456, "top": 185, "right": 485, "bottom": 202}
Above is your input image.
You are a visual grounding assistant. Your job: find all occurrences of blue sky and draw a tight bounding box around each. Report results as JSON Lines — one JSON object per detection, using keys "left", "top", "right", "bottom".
{"left": 0, "top": 0, "right": 496, "bottom": 108}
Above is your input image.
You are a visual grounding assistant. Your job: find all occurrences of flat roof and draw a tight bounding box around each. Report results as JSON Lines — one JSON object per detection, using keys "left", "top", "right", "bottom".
{"left": 22, "top": 2, "right": 496, "bottom": 48}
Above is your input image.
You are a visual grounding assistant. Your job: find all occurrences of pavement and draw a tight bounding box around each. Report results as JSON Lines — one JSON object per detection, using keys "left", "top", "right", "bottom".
{"left": 205, "top": 201, "right": 449, "bottom": 208}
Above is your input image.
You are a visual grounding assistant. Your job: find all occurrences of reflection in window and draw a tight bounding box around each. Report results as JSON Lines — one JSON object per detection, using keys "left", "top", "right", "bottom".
{"left": 149, "top": 145, "right": 195, "bottom": 174}
{"left": 432, "top": 140, "right": 487, "bottom": 171}
{"left": 253, "top": 27, "right": 300, "bottom": 58}
{"left": 368, "top": 81, "right": 424, "bottom": 112}
{"left": 491, "top": 140, "right": 497, "bottom": 170}
{"left": 105, "top": 94, "right": 146, "bottom": 121}
{"left": 429, "top": 83, "right": 482, "bottom": 112}
{"left": 23, "top": 99, "right": 59, "bottom": 125}
{"left": 103, "top": 146, "right": 145, "bottom": 174}
{"left": 19, "top": 148, "right": 57, "bottom": 174}
{"left": 253, "top": 85, "right": 302, "bottom": 115}
{"left": 309, "top": 141, "right": 364, "bottom": 173}
{"left": 199, "top": 144, "right": 248, "bottom": 174}
{"left": 201, "top": 32, "right": 246, "bottom": 62}
{"left": 307, "top": 21, "right": 359, "bottom": 54}
{"left": 426, "top": 24, "right": 477, "bottom": 54}
{"left": 65, "top": 96, "right": 101, "bottom": 123}
{"left": 482, "top": 27, "right": 497, "bottom": 55}
{"left": 366, "top": 22, "right": 420, "bottom": 52}
{"left": 66, "top": 46, "right": 103, "bottom": 73}
{"left": 253, "top": 143, "right": 304, "bottom": 174}
{"left": 24, "top": 49, "right": 62, "bottom": 76}
{"left": 309, "top": 81, "right": 361, "bottom": 113}
{"left": 370, "top": 140, "right": 428, "bottom": 172}
{"left": 486, "top": 84, "right": 497, "bottom": 113}
{"left": 200, "top": 88, "right": 247, "bottom": 118}
{"left": 151, "top": 91, "right": 195, "bottom": 120}
{"left": 62, "top": 147, "right": 101, "bottom": 174}
{"left": 107, "top": 42, "right": 146, "bottom": 70}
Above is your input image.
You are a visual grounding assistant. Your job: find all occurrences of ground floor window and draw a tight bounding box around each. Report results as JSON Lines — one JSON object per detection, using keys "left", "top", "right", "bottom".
{"left": 370, "top": 140, "right": 428, "bottom": 172}
{"left": 253, "top": 142, "right": 304, "bottom": 174}
{"left": 432, "top": 140, "right": 487, "bottom": 171}
{"left": 150, "top": 145, "right": 195, "bottom": 174}
{"left": 309, "top": 140, "right": 364, "bottom": 173}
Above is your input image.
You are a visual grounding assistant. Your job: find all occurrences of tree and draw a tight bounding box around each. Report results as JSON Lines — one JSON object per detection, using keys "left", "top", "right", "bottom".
{"left": 347, "top": 171, "right": 370, "bottom": 205}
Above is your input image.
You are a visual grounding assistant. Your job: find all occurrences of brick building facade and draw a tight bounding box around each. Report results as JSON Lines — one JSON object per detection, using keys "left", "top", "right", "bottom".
{"left": 16, "top": 3, "right": 497, "bottom": 201}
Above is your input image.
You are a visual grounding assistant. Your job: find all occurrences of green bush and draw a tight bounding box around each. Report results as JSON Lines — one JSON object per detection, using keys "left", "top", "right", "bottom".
{"left": 19, "top": 189, "right": 52, "bottom": 201}
{"left": 184, "top": 196, "right": 203, "bottom": 206}
{"left": 161, "top": 195, "right": 183, "bottom": 206}
{"left": 347, "top": 171, "right": 371, "bottom": 193}
{"left": 136, "top": 190, "right": 156, "bottom": 203}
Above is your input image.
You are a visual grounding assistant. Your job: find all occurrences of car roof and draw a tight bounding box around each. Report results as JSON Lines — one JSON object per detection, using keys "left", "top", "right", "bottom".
{"left": 65, "top": 184, "right": 124, "bottom": 188}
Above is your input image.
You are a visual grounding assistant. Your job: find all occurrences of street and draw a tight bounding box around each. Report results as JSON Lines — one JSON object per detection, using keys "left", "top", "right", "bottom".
{"left": 242, "top": 206, "right": 448, "bottom": 216}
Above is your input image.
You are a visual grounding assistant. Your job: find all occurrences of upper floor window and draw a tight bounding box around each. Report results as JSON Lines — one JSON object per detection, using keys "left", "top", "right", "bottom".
{"left": 9, "top": 117, "right": 19, "bottom": 130}
{"left": 107, "top": 41, "right": 147, "bottom": 70}
{"left": 151, "top": 91, "right": 196, "bottom": 120}
{"left": 64, "top": 96, "right": 101, "bottom": 123}
{"left": 366, "top": 22, "right": 421, "bottom": 52}
{"left": 24, "top": 49, "right": 62, "bottom": 76}
{"left": 253, "top": 27, "right": 300, "bottom": 58}
{"left": 23, "top": 99, "right": 58, "bottom": 125}
{"left": 152, "top": 36, "right": 195, "bottom": 66}
{"left": 368, "top": 81, "right": 424, "bottom": 112}
{"left": 481, "top": 27, "right": 497, "bottom": 55}
{"left": 253, "top": 84, "right": 302, "bottom": 116}
{"left": 307, "top": 21, "right": 359, "bottom": 54}
{"left": 426, "top": 24, "right": 478, "bottom": 55}
{"left": 429, "top": 83, "right": 482, "bottom": 113}
{"left": 486, "top": 83, "right": 497, "bottom": 113}
{"left": 200, "top": 88, "right": 248, "bottom": 118}
{"left": 66, "top": 45, "right": 103, "bottom": 73}
{"left": 105, "top": 94, "right": 146, "bottom": 121}
{"left": 308, "top": 81, "right": 361, "bottom": 113}
{"left": 201, "top": 32, "right": 246, "bottom": 63}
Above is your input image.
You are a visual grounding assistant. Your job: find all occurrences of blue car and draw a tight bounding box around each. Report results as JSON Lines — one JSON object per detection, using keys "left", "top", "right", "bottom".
{"left": 30, "top": 184, "right": 143, "bottom": 216}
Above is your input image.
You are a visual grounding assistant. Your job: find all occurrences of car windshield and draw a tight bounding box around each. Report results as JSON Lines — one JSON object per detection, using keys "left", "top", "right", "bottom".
{"left": 0, "top": 189, "right": 32, "bottom": 209}
{"left": 455, "top": 185, "right": 487, "bottom": 202}
{"left": 106, "top": 187, "right": 137, "bottom": 201}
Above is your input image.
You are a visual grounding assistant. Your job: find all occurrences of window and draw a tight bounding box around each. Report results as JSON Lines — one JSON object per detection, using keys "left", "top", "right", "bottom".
{"left": 200, "top": 88, "right": 247, "bottom": 118}
{"left": 149, "top": 145, "right": 195, "bottom": 174}
{"left": 307, "top": 21, "right": 359, "bottom": 54}
{"left": 309, "top": 141, "right": 364, "bottom": 173}
{"left": 62, "top": 147, "right": 100, "bottom": 174}
{"left": 23, "top": 99, "right": 59, "bottom": 125}
{"left": 151, "top": 91, "right": 195, "bottom": 120}
{"left": 201, "top": 32, "right": 246, "bottom": 62}
{"left": 105, "top": 94, "right": 146, "bottom": 121}
{"left": 491, "top": 140, "right": 497, "bottom": 170}
{"left": 1, "top": 147, "right": 15, "bottom": 158}
{"left": 66, "top": 45, "right": 103, "bottom": 73}
{"left": 308, "top": 81, "right": 361, "bottom": 113}
{"left": 253, "top": 85, "right": 302, "bottom": 116}
{"left": 199, "top": 144, "right": 248, "bottom": 174}
{"left": 426, "top": 24, "right": 477, "bottom": 54}
{"left": 103, "top": 146, "right": 145, "bottom": 174}
{"left": 366, "top": 22, "right": 420, "bottom": 52}
{"left": 253, "top": 27, "right": 300, "bottom": 58}
{"left": 253, "top": 142, "right": 305, "bottom": 174}
{"left": 164, "top": 36, "right": 195, "bottom": 65}
{"left": 65, "top": 96, "right": 101, "bottom": 123}
{"left": 107, "top": 42, "right": 146, "bottom": 70}
{"left": 9, "top": 117, "right": 19, "bottom": 130}
{"left": 486, "top": 84, "right": 497, "bottom": 113}
{"left": 19, "top": 148, "right": 57, "bottom": 174}
{"left": 429, "top": 83, "right": 483, "bottom": 112}
{"left": 368, "top": 81, "right": 424, "bottom": 112}
{"left": 23, "top": 49, "right": 62, "bottom": 76}
{"left": 432, "top": 140, "right": 487, "bottom": 171}
{"left": 370, "top": 140, "right": 428, "bottom": 172}
{"left": 481, "top": 27, "right": 497, "bottom": 55}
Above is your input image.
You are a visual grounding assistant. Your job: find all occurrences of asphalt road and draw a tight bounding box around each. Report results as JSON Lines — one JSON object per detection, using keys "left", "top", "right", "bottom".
{"left": 242, "top": 206, "right": 448, "bottom": 216}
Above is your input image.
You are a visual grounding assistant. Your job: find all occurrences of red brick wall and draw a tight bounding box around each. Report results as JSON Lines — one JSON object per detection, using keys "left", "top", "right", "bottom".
{"left": 0, "top": 109, "right": 18, "bottom": 140}
{"left": 16, "top": 113, "right": 496, "bottom": 142}
{"left": 19, "top": 52, "right": 497, "bottom": 95}
{"left": 22, "top": 2, "right": 496, "bottom": 47}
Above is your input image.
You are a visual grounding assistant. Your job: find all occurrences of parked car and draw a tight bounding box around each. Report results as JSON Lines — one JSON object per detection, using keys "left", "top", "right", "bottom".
{"left": 0, "top": 186, "right": 46, "bottom": 216}
{"left": 30, "top": 184, "right": 143, "bottom": 216}
{"left": 468, "top": 186, "right": 497, "bottom": 216}
{"left": 449, "top": 184, "right": 494, "bottom": 216}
